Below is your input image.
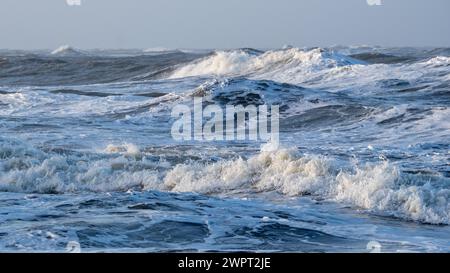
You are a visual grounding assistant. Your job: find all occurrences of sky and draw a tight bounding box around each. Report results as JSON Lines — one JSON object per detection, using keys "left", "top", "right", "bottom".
{"left": 0, "top": 0, "right": 449, "bottom": 49}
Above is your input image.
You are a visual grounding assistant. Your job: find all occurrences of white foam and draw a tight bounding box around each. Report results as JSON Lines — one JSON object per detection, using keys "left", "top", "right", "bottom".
{"left": 420, "top": 56, "right": 450, "bottom": 67}
{"left": 1, "top": 138, "right": 449, "bottom": 224}
{"left": 164, "top": 146, "right": 450, "bottom": 224}
{"left": 170, "top": 48, "right": 364, "bottom": 79}
{"left": 50, "top": 45, "right": 84, "bottom": 56}
{"left": 0, "top": 138, "right": 162, "bottom": 193}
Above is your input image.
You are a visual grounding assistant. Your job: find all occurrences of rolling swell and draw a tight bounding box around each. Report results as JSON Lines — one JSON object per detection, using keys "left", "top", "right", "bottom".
{"left": 0, "top": 51, "right": 207, "bottom": 86}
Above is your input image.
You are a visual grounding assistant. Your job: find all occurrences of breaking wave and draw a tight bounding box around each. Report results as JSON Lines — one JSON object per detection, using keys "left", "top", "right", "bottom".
{"left": 169, "top": 48, "right": 364, "bottom": 79}
{"left": 0, "top": 139, "right": 163, "bottom": 193}
{"left": 50, "top": 45, "right": 85, "bottom": 56}
{"left": 164, "top": 143, "right": 450, "bottom": 225}
{"left": 0, "top": 138, "right": 448, "bottom": 224}
{"left": 168, "top": 47, "right": 450, "bottom": 94}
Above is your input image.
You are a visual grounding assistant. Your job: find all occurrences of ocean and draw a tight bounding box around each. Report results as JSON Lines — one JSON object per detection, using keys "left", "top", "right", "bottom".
{"left": 0, "top": 45, "right": 449, "bottom": 252}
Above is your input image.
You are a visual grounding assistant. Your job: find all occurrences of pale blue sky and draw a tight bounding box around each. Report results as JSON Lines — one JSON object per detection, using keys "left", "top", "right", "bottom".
{"left": 0, "top": 0, "right": 449, "bottom": 49}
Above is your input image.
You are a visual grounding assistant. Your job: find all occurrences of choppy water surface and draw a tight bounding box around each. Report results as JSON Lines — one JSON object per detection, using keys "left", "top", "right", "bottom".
{"left": 0, "top": 46, "right": 449, "bottom": 252}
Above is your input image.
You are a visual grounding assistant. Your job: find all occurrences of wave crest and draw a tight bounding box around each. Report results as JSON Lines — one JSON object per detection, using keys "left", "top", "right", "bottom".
{"left": 165, "top": 145, "right": 450, "bottom": 224}
{"left": 50, "top": 45, "right": 84, "bottom": 56}
{"left": 170, "top": 48, "right": 364, "bottom": 79}
{"left": 1, "top": 138, "right": 448, "bottom": 224}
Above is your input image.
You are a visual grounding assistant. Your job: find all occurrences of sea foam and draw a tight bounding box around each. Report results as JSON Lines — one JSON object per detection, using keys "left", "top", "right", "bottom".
{"left": 170, "top": 48, "right": 364, "bottom": 79}
{"left": 1, "top": 137, "right": 448, "bottom": 224}
{"left": 164, "top": 145, "right": 450, "bottom": 224}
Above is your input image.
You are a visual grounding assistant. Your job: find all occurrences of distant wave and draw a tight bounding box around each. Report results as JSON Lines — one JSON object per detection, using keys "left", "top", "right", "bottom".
{"left": 165, "top": 47, "right": 450, "bottom": 94}
{"left": 2, "top": 46, "right": 448, "bottom": 88}
{"left": 169, "top": 48, "right": 365, "bottom": 79}
{"left": 0, "top": 50, "right": 205, "bottom": 86}
{"left": 50, "top": 45, "right": 85, "bottom": 56}
{"left": 143, "top": 47, "right": 173, "bottom": 53}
